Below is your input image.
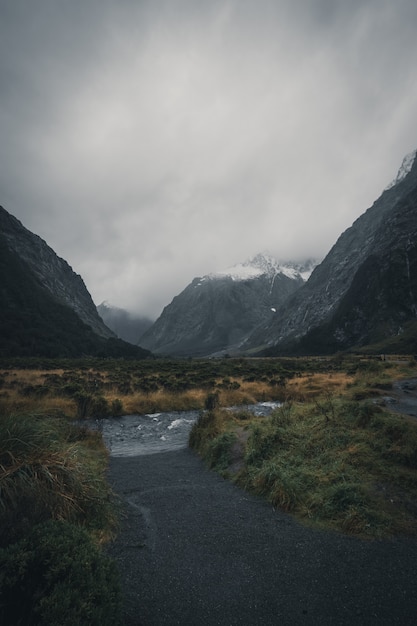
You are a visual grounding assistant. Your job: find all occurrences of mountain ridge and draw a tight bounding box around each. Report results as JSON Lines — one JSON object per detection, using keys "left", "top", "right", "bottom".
{"left": 0, "top": 206, "right": 151, "bottom": 358}
{"left": 246, "top": 149, "right": 417, "bottom": 355}
{"left": 0, "top": 207, "right": 113, "bottom": 339}
{"left": 139, "top": 255, "right": 317, "bottom": 356}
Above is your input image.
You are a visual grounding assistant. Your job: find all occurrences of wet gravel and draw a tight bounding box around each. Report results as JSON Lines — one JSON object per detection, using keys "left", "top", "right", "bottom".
{"left": 107, "top": 448, "right": 417, "bottom": 625}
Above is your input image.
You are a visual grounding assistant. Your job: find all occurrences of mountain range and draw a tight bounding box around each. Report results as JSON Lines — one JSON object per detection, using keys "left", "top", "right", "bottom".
{"left": 1, "top": 146, "right": 416, "bottom": 359}
{"left": 246, "top": 149, "right": 417, "bottom": 356}
{"left": 139, "top": 255, "right": 317, "bottom": 356}
{"left": 139, "top": 148, "right": 417, "bottom": 357}
{"left": 0, "top": 207, "right": 150, "bottom": 358}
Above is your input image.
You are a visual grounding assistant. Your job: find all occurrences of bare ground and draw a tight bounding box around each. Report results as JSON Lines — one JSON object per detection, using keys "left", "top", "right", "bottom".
{"left": 107, "top": 446, "right": 417, "bottom": 625}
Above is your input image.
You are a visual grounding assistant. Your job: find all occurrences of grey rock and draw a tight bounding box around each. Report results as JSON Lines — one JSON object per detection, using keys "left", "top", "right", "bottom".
{"left": 0, "top": 206, "right": 114, "bottom": 338}
{"left": 140, "top": 255, "right": 316, "bottom": 356}
{"left": 246, "top": 149, "right": 417, "bottom": 354}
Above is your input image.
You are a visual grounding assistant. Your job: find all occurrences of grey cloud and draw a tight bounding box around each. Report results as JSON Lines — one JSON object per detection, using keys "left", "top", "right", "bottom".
{"left": 1, "top": 0, "right": 416, "bottom": 318}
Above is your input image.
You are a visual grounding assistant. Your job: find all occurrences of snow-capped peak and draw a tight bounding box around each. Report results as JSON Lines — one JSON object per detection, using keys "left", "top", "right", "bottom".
{"left": 385, "top": 149, "right": 417, "bottom": 190}
{"left": 208, "top": 254, "right": 318, "bottom": 283}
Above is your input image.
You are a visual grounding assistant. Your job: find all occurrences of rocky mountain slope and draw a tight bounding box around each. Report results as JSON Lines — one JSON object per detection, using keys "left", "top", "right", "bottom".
{"left": 246, "top": 149, "right": 417, "bottom": 355}
{"left": 139, "top": 255, "right": 317, "bottom": 357}
{"left": 0, "top": 206, "right": 150, "bottom": 358}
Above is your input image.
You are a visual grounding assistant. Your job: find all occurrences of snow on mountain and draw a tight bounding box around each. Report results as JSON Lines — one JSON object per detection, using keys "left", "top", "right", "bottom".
{"left": 246, "top": 146, "right": 417, "bottom": 356}
{"left": 207, "top": 254, "right": 318, "bottom": 283}
{"left": 140, "top": 252, "right": 318, "bottom": 357}
{"left": 385, "top": 149, "right": 417, "bottom": 190}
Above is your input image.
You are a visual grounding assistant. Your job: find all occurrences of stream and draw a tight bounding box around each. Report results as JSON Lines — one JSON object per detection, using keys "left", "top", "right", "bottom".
{"left": 88, "top": 401, "right": 281, "bottom": 457}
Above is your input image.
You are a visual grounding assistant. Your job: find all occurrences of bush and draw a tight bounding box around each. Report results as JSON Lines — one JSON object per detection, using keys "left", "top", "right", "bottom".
{"left": 0, "top": 520, "right": 121, "bottom": 625}
{"left": 111, "top": 398, "right": 124, "bottom": 416}
{"left": 74, "top": 392, "right": 111, "bottom": 418}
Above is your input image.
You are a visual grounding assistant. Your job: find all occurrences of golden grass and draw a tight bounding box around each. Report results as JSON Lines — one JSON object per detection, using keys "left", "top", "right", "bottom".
{"left": 286, "top": 372, "right": 354, "bottom": 400}
{"left": 121, "top": 388, "right": 208, "bottom": 414}
{"left": 0, "top": 369, "right": 65, "bottom": 385}
{"left": 0, "top": 394, "right": 75, "bottom": 417}
{"left": 1, "top": 358, "right": 416, "bottom": 421}
{"left": 0, "top": 369, "right": 288, "bottom": 418}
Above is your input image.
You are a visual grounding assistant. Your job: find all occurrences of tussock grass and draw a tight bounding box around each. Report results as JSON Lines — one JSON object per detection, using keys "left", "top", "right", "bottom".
{"left": 123, "top": 388, "right": 208, "bottom": 414}
{"left": 0, "top": 393, "right": 74, "bottom": 417}
{"left": 189, "top": 408, "right": 237, "bottom": 476}
{"left": 285, "top": 372, "right": 354, "bottom": 401}
{"left": 0, "top": 412, "right": 117, "bottom": 547}
{"left": 0, "top": 356, "right": 302, "bottom": 419}
{"left": 238, "top": 401, "right": 417, "bottom": 537}
{"left": 191, "top": 384, "right": 417, "bottom": 537}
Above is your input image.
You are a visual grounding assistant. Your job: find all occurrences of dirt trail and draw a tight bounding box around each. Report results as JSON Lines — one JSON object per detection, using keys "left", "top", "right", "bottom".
{"left": 107, "top": 448, "right": 417, "bottom": 626}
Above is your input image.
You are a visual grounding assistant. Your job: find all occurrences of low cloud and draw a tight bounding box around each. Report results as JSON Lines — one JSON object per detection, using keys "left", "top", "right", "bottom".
{"left": 1, "top": 0, "right": 416, "bottom": 318}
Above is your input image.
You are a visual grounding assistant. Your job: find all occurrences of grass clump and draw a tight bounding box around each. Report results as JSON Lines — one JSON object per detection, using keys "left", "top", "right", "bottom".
{"left": 239, "top": 399, "right": 417, "bottom": 537}
{"left": 191, "top": 391, "right": 417, "bottom": 538}
{"left": 0, "top": 412, "right": 118, "bottom": 547}
{"left": 0, "top": 412, "right": 121, "bottom": 623}
{"left": 189, "top": 400, "right": 237, "bottom": 477}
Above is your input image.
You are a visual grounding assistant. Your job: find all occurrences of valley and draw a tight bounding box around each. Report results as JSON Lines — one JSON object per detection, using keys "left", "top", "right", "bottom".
{"left": 1, "top": 147, "right": 417, "bottom": 623}
{"left": 1, "top": 353, "right": 416, "bottom": 539}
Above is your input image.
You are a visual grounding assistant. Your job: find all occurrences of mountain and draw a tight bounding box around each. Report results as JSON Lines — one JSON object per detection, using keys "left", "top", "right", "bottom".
{"left": 246, "top": 149, "right": 417, "bottom": 355}
{"left": 97, "top": 302, "right": 153, "bottom": 344}
{"left": 139, "top": 255, "right": 317, "bottom": 357}
{"left": 0, "top": 206, "right": 151, "bottom": 358}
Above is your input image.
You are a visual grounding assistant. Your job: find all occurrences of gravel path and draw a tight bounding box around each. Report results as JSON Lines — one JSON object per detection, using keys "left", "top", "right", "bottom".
{"left": 107, "top": 448, "right": 417, "bottom": 625}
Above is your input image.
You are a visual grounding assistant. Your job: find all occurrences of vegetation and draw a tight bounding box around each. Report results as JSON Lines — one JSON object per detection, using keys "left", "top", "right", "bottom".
{"left": 189, "top": 356, "right": 417, "bottom": 538}
{"left": 0, "top": 412, "right": 117, "bottom": 546}
{"left": 0, "top": 521, "right": 121, "bottom": 625}
{"left": 0, "top": 356, "right": 308, "bottom": 418}
{"left": 1, "top": 353, "right": 416, "bottom": 621}
{"left": 0, "top": 410, "right": 120, "bottom": 623}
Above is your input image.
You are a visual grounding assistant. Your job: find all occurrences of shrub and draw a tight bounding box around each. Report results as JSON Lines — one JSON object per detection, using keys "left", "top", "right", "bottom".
{"left": 74, "top": 392, "right": 110, "bottom": 418}
{"left": 204, "top": 392, "right": 220, "bottom": 411}
{"left": 111, "top": 398, "right": 124, "bottom": 416}
{"left": 0, "top": 520, "right": 121, "bottom": 625}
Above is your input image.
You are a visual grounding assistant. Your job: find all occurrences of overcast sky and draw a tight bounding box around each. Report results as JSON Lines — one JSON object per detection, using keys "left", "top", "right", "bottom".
{"left": 1, "top": 0, "right": 416, "bottom": 319}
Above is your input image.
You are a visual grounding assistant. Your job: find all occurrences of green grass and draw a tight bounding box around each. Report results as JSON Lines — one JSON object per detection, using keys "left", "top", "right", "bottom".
{"left": 191, "top": 397, "right": 417, "bottom": 538}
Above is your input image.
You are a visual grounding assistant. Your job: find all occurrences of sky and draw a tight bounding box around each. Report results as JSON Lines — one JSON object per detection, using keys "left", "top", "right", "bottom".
{"left": 1, "top": 0, "right": 417, "bottom": 320}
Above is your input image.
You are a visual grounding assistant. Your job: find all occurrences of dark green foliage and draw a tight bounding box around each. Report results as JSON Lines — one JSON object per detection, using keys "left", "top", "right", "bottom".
{"left": 0, "top": 520, "right": 121, "bottom": 626}
{"left": 204, "top": 392, "right": 220, "bottom": 410}
{"left": 74, "top": 392, "right": 111, "bottom": 418}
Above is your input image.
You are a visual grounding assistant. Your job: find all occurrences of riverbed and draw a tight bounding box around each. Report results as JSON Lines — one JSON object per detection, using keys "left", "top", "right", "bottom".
{"left": 90, "top": 401, "right": 281, "bottom": 457}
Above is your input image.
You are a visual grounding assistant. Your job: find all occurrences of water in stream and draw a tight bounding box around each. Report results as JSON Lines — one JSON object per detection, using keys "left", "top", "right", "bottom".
{"left": 88, "top": 401, "right": 281, "bottom": 457}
